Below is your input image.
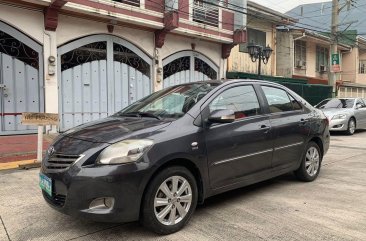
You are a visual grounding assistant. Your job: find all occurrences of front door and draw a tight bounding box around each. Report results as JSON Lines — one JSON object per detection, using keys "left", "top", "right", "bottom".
{"left": 204, "top": 84, "right": 273, "bottom": 189}
{"left": 0, "top": 21, "right": 44, "bottom": 135}
{"left": 260, "top": 85, "right": 310, "bottom": 169}
{"left": 58, "top": 35, "right": 152, "bottom": 131}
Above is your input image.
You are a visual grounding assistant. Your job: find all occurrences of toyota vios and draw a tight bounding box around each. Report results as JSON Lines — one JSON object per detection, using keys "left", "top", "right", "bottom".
{"left": 40, "top": 80, "right": 330, "bottom": 234}
{"left": 315, "top": 97, "right": 366, "bottom": 135}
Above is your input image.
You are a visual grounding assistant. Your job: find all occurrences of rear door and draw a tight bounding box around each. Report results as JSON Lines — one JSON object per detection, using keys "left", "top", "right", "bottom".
{"left": 204, "top": 84, "right": 273, "bottom": 189}
{"left": 259, "top": 85, "right": 311, "bottom": 170}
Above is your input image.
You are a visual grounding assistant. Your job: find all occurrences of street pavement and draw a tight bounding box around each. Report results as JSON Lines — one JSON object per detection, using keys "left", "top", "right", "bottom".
{"left": 1, "top": 131, "right": 366, "bottom": 241}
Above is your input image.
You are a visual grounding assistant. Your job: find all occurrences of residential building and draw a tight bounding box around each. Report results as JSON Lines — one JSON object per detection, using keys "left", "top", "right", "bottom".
{"left": 0, "top": 0, "right": 247, "bottom": 135}
{"left": 342, "top": 36, "right": 366, "bottom": 85}
{"left": 227, "top": 1, "right": 296, "bottom": 77}
{"left": 282, "top": 1, "right": 366, "bottom": 96}
{"left": 276, "top": 29, "right": 352, "bottom": 85}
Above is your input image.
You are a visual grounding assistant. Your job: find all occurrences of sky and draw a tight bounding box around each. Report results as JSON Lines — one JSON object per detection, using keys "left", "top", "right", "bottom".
{"left": 251, "top": 0, "right": 329, "bottom": 13}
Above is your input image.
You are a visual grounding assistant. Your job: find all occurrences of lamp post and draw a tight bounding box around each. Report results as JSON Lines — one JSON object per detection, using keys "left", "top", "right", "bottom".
{"left": 247, "top": 42, "right": 273, "bottom": 76}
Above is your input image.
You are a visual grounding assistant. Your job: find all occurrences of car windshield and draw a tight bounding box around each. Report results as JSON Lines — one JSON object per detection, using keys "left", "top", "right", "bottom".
{"left": 315, "top": 98, "right": 355, "bottom": 109}
{"left": 113, "top": 83, "right": 219, "bottom": 119}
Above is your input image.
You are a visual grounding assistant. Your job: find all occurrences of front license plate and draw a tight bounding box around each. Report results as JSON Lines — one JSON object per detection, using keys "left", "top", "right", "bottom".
{"left": 39, "top": 173, "right": 52, "bottom": 197}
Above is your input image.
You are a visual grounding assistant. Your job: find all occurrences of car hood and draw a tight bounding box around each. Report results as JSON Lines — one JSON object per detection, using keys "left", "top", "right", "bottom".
{"left": 61, "top": 117, "right": 172, "bottom": 144}
{"left": 320, "top": 108, "right": 353, "bottom": 118}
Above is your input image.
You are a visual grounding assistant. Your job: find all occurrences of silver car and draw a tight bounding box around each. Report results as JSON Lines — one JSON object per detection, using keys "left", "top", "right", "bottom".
{"left": 315, "top": 98, "right": 366, "bottom": 135}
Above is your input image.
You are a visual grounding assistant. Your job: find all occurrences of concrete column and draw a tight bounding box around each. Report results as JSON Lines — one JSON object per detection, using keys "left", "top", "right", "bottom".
{"left": 154, "top": 48, "right": 163, "bottom": 91}
{"left": 43, "top": 30, "right": 58, "bottom": 133}
{"left": 220, "top": 57, "right": 227, "bottom": 79}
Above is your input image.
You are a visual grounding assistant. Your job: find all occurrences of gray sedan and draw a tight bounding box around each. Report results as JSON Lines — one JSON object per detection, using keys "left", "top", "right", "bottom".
{"left": 315, "top": 98, "right": 366, "bottom": 135}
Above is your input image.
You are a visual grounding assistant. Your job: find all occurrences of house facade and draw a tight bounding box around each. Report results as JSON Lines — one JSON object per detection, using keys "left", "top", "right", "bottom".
{"left": 227, "top": 1, "right": 296, "bottom": 77}
{"left": 0, "top": 0, "right": 247, "bottom": 135}
{"left": 277, "top": 29, "right": 366, "bottom": 90}
{"left": 276, "top": 29, "right": 350, "bottom": 84}
{"left": 341, "top": 36, "right": 366, "bottom": 85}
{"left": 281, "top": 1, "right": 366, "bottom": 98}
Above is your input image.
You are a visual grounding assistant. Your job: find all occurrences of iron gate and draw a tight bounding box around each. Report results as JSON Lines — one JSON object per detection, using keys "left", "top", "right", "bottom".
{"left": 162, "top": 51, "right": 218, "bottom": 88}
{"left": 0, "top": 21, "right": 44, "bottom": 135}
{"left": 58, "top": 35, "right": 152, "bottom": 131}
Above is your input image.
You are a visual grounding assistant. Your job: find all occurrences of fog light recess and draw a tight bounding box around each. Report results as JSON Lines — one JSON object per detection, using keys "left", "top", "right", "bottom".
{"left": 89, "top": 197, "right": 115, "bottom": 210}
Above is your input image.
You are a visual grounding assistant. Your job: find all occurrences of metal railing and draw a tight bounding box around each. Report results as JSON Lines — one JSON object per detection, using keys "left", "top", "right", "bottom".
{"left": 112, "top": 0, "right": 140, "bottom": 7}
{"left": 192, "top": 1, "right": 219, "bottom": 27}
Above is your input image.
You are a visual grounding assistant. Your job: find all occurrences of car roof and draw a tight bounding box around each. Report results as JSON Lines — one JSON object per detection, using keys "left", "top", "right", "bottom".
{"left": 180, "top": 79, "right": 286, "bottom": 87}
{"left": 328, "top": 97, "right": 358, "bottom": 100}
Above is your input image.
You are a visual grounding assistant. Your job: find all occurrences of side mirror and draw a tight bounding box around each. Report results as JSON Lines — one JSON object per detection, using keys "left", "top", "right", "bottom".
{"left": 207, "top": 109, "right": 235, "bottom": 124}
{"left": 356, "top": 103, "right": 362, "bottom": 109}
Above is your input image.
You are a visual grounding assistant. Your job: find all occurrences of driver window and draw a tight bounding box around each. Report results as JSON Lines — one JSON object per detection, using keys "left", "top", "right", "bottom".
{"left": 209, "top": 85, "right": 261, "bottom": 119}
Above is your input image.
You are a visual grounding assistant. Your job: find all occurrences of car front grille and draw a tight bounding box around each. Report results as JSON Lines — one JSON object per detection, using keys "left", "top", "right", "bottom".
{"left": 43, "top": 191, "right": 67, "bottom": 207}
{"left": 45, "top": 153, "right": 80, "bottom": 171}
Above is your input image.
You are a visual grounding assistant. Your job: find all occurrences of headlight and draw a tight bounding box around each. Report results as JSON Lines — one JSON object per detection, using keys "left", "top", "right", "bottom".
{"left": 332, "top": 114, "right": 347, "bottom": 120}
{"left": 96, "top": 139, "right": 154, "bottom": 165}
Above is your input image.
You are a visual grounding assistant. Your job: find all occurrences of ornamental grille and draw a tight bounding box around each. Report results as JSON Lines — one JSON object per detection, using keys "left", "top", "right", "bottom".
{"left": 0, "top": 30, "right": 39, "bottom": 69}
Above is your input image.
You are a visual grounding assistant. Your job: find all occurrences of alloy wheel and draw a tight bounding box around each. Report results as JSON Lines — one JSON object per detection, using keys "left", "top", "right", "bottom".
{"left": 305, "top": 147, "right": 320, "bottom": 177}
{"left": 349, "top": 120, "right": 355, "bottom": 134}
{"left": 154, "top": 176, "right": 192, "bottom": 226}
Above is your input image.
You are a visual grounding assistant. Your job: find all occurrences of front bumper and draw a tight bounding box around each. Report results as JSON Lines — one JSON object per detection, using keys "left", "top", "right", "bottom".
{"left": 40, "top": 161, "right": 151, "bottom": 223}
{"left": 329, "top": 118, "right": 348, "bottom": 131}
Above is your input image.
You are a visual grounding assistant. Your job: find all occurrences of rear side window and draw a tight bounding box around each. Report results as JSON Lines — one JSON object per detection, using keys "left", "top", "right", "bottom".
{"left": 209, "top": 85, "right": 261, "bottom": 119}
{"left": 262, "top": 86, "right": 299, "bottom": 113}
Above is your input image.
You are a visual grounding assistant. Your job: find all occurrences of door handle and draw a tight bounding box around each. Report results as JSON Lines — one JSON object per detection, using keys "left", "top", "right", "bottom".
{"left": 260, "top": 124, "right": 271, "bottom": 133}
{"left": 299, "top": 119, "right": 308, "bottom": 126}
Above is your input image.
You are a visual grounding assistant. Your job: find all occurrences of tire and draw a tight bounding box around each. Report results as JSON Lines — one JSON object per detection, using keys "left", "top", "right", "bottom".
{"left": 346, "top": 118, "right": 356, "bottom": 135}
{"left": 295, "top": 142, "right": 322, "bottom": 182}
{"left": 140, "top": 166, "right": 198, "bottom": 234}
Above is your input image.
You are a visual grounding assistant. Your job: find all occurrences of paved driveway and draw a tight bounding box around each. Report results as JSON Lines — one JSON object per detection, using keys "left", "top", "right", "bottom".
{"left": 1, "top": 131, "right": 366, "bottom": 241}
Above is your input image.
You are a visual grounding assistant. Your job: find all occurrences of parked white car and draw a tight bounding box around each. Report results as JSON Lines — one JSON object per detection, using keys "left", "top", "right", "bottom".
{"left": 315, "top": 98, "right": 366, "bottom": 135}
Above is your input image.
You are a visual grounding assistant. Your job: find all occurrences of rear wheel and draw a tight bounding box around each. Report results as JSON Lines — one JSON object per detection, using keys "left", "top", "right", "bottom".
{"left": 346, "top": 118, "right": 356, "bottom": 135}
{"left": 140, "top": 166, "right": 198, "bottom": 234}
{"left": 295, "top": 142, "right": 322, "bottom": 182}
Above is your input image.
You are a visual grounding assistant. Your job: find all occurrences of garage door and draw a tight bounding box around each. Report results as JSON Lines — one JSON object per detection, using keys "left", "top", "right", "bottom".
{"left": 0, "top": 21, "right": 44, "bottom": 135}
{"left": 58, "top": 35, "right": 152, "bottom": 131}
{"left": 162, "top": 51, "right": 218, "bottom": 88}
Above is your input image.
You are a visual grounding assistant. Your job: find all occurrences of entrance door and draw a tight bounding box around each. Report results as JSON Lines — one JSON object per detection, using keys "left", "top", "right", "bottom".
{"left": 0, "top": 21, "right": 44, "bottom": 135}
{"left": 162, "top": 51, "right": 218, "bottom": 88}
{"left": 58, "top": 35, "right": 152, "bottom": 131}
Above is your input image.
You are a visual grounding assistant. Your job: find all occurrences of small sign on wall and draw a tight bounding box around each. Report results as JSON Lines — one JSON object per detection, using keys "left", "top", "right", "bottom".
{"left": 331, "top": 53, "right": 341, "bottom": 73}
{"left": 21, "top": 112, "right": 59, "bottom": 126}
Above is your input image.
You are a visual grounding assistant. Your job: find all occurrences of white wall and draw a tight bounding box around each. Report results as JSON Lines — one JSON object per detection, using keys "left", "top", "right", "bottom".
{"left": 161, "top": 34, "right": 221, "bottom": 66}
{"left": 57, "top": 15, "right": 155, "bottom": 57}
{"left": 0, "top": 3, "right": 44, "bottom": 43}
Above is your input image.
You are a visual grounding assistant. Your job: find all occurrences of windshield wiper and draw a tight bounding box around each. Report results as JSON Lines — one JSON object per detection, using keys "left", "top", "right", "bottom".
{"left": 117, "top": 111, "right": 161, "bottom": 120}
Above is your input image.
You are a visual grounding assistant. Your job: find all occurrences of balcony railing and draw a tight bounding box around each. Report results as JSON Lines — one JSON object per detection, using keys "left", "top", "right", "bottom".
{"left": 112, "top": 0, "right": 140, "bottom": 7}
{"left": 192, "top": 1, "right": 219, "bottom": 27}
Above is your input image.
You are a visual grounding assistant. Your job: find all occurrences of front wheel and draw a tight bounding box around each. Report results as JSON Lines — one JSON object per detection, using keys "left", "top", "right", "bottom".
{"left": 295, "top": 142, "right": 322, "bottom": 182}
{"left": 140, "top": 166, "right": 198, "bottom": 234}
{"left": 346, "top": 118, "right": 356, "bottom": 135}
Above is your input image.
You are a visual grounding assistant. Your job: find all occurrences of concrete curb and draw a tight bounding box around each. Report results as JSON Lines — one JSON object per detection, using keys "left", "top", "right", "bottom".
{"left": 0, "top": 159, "right": 39, "bottom": 171}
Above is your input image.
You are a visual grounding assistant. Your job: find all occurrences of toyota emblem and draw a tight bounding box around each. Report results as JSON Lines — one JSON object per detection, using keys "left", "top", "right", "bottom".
{"left": 48, "top": 146, "right": 55, "bottom": 156}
